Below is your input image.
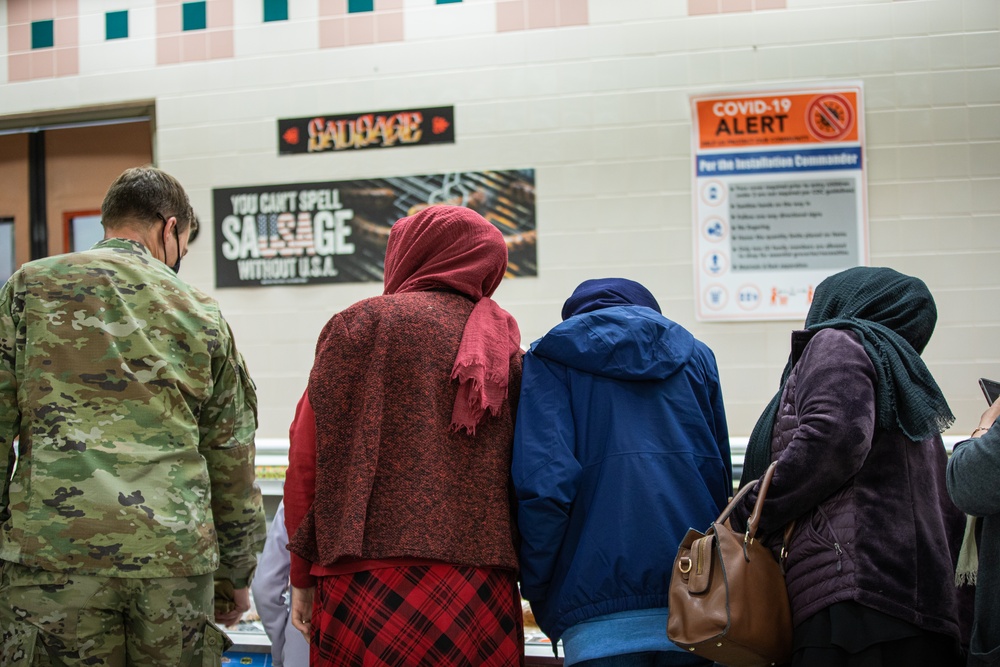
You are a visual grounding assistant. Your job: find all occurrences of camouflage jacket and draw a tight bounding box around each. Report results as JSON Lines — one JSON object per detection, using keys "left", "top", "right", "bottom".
{"left": 0, "top": 238, "right": 264, "bottom": 587}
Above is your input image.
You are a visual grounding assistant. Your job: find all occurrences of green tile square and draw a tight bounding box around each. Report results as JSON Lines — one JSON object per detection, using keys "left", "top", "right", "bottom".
{"left": 106, "top": 11, "right": 128, "bottom": 40}
{"left": 437, "top": 0, "right": 463, "bottom": 4}
{"left": 183, "top": 1, "right": 207, "bottom": 31}
{"left": 31, "top": 20, "right": 54, "bottom": 49}
{"left": 264, "top": 0, "right": 289, "bottom": 22}
{"left": 348, "top": 0, "right": 374, "bottom": 13}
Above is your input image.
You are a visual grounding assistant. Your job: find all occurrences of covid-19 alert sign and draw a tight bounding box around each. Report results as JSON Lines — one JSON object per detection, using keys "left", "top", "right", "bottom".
{"left": 690, "top": 84, "right": 868, "bottom": 321}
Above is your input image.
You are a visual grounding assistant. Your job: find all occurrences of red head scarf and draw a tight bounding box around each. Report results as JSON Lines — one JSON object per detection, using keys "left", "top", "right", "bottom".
{"left": 383, "top": 205, "right": 521, "bottom": 434}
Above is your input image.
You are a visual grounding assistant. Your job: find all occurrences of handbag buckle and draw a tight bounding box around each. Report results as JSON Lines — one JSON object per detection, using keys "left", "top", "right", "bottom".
{"left": 678, "top": 556, "right": 692, "bottom": 574}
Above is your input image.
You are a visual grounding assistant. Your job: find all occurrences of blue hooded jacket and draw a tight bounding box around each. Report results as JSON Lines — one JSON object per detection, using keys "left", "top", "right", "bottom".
{"left": 513, "top": 303, "right": 731, "bottom": 641}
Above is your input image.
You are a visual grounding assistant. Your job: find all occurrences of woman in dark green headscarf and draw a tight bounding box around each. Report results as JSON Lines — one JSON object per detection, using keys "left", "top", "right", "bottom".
{"left": 742, "top": 266, "right": 954, "bottom": 484}
{"left": 732, "top": 266, "right": 969, "bottom": 667}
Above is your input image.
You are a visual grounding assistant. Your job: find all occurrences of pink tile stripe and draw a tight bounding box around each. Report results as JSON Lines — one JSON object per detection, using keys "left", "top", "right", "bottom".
{"left": 7, "top": 0, "right": 597, "bottom": 74}
{"left": 6, "top": 0, "right": 79, "bottom": 80}
{"left": 318, "top": 0, "right": 403, "bottom": 48}
{"left": 156, "top": 0, "right": 234, "bottom": 64}
{"left": 689, "top": 0, "right": 787, "bottom": 13}
{"left": 688, "top": 0, "right": 720, "bottom": 15}
{"left": 497, "top": 0, "right": 589, "bottom": 32}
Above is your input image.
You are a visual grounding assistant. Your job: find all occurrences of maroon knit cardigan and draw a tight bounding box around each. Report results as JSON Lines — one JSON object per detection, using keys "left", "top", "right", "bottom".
{"left": 288, "top": 290, "right": 522, "bottom": 572}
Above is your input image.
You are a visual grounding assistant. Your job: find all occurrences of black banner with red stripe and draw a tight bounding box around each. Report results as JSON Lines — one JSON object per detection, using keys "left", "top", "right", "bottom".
{"left": 278, "top": 106, "right": 455, "bottom": 155}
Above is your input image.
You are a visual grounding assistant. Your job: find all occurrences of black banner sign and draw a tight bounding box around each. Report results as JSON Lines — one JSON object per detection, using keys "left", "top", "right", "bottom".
{"left": 278, "top": 106, "right": 455, "bottom": 155}
{"left": 213, "top": 169, "right": 536, "bottom": 288}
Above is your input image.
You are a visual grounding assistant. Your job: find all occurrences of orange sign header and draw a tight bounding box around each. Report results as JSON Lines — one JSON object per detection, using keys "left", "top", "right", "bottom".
{"left": 694, "top": 90, "right": 860, "bottom": 150}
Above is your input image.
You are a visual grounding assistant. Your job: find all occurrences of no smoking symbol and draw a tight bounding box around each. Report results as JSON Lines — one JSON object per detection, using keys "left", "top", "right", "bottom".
{"left": 806, "top": 94, "right": 854, "bottom": 141}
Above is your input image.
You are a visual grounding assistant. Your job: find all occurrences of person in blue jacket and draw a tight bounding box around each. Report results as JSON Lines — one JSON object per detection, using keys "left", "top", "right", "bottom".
{"left": 512, "top": 278, "right": 732, "bottom": 667}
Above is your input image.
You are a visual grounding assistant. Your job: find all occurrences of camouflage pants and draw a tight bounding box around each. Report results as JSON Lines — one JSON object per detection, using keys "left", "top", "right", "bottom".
{"left": 0, "top": 561, "right": 230, "bottom": 666}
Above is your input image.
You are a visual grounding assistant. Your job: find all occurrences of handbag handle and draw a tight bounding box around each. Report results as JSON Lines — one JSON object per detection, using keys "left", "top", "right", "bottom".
{"left": 715, "top": 460, "right": 778, "bottom": 539}
{"left": 745, "top": 460, "right": 778, "bottom": 541}
{"left": 716, "top": 462, "right": 791, "bottom": 563}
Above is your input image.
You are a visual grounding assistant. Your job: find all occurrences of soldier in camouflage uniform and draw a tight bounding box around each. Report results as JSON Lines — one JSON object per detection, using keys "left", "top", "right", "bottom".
{"left": 0, "top": 167, "right": 266, "bottom": 666}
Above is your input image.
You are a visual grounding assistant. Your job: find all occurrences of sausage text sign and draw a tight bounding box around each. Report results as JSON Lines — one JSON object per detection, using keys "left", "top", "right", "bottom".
{"left": 278, "top": 106, "right": 455, "bottom": 155}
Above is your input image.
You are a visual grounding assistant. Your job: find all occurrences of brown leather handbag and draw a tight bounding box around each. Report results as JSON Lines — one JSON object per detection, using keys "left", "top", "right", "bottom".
{"left": 666, "top": 461, "right": 793, "bottom": 667}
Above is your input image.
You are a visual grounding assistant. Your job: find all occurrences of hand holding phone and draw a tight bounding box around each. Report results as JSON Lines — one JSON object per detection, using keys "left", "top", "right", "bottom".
{"left": 980, "top": 378, "right": 1000, "bottom": 406}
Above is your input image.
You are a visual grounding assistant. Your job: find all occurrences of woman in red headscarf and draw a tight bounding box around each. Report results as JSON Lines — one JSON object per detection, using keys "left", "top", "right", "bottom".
{"left": 283, "top": 205, "right": 524, "bottom": 666}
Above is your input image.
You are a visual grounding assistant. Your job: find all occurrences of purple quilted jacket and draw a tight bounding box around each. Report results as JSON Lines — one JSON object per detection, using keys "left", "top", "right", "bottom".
{"left": 733, "top": 328, "right": 967, "bottom": 644}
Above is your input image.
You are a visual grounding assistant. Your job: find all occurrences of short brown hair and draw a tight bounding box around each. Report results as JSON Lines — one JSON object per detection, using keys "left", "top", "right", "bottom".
{"left": 101, "top": 166, "right": 196, "bottom": 233}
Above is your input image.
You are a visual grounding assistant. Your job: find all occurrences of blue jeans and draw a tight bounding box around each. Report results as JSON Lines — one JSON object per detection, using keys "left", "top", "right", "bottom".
{"left": 574, "top": 651, "right": 714, "bottom": 667}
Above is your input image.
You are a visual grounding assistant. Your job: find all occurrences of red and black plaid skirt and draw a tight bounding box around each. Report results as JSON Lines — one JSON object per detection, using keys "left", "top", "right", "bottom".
{"left": 311, "top": 564, "right": 525, "bottom": 667}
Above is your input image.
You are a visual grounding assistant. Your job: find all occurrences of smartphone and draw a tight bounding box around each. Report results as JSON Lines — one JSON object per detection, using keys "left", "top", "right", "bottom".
{"left": 979, "top": 378, "right": 1000, "bottom": 405}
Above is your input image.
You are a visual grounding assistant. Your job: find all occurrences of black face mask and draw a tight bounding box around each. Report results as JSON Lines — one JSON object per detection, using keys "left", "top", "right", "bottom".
{"left": 170, "top": 225, "right": 182, "bottom": 274}
{"left": 157, "top": 213, "right": 182, "bottom": 274}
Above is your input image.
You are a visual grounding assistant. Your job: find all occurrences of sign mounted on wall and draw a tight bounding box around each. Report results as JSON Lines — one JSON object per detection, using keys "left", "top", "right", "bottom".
{"left": 278, "top": 106, "right": 455, "bottom": 155}
{"left": 212, "top": 169, "right": 536, "bottom": 288}
{"left": 690, "top": 84, "right": 868, "bottom": 321}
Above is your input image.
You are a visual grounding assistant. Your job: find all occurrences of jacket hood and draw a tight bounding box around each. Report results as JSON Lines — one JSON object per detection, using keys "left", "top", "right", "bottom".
{"left": 531, "top": 305, "right": 694, "bottom": 380}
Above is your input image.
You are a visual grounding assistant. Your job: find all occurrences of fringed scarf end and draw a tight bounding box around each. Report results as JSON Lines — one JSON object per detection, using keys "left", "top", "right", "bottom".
{"left": 955, "top": 570, "right": 978, "bottom": 588}
{"left": 450, "top": 420, "right": 477, "bottom": 437}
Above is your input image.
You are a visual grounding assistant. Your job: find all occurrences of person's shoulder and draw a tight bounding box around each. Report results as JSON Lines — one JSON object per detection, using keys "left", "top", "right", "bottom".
{"left": 689, "top": 336, "right": 720, "bottom": 370}
{"left": 317, "top": 295, "right": 389, "bottom": 340}
{"left": 332, "top": 294, "right": 387, "bottom": 324}
{"left": 386, "top": 290, "right": 471, "bottom": 307}
{"left": 350, "top": 291, "right": 470, "bottom": 319}
{"left": 181, "top": 281, "right": 220, "bottom": 309}
{"left": 810, "top": 327, "right": 864, "bottom": 352}
{"left": 16, "top": 250, "right": 88, "bottom": 278}
{"left": 799, "top": 327, "right": 871, "bottom": 374}
{"left": 16, "top": 249, "right": 146, "bottom": 291}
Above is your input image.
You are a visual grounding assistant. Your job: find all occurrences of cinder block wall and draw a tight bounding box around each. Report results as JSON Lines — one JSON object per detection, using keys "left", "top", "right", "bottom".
{"left": 2, "top": 0, "right": 997, "bottom": 443}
